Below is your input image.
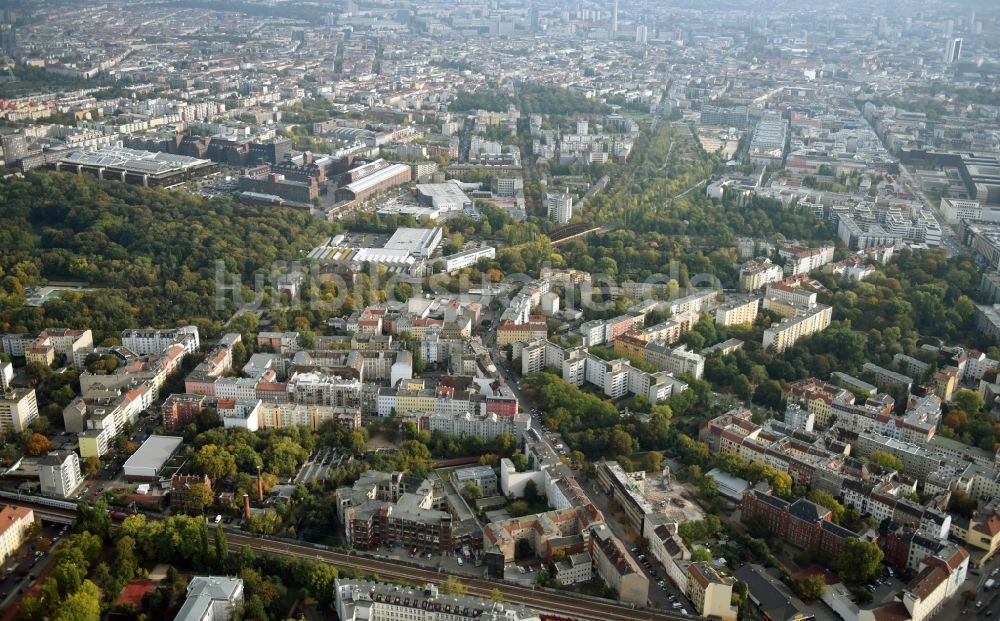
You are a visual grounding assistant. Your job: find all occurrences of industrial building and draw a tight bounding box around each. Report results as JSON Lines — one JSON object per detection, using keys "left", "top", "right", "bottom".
{"left": 54, "top": 146, "right": 216, "bottom": 186}
{"left": 335, "top": 159, "right": 412, "bottom": 203}
{"left": 122, "top": 435, "right": 184, "bottom": 480}
{"left": 442, "top": 246, "right": 496, "bottom": 272}
{"left": 414, "top": 182, "right": 474, "bottom": 214}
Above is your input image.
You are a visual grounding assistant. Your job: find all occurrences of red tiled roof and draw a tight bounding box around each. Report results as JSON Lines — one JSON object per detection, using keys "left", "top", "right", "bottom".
{"left": 0, "top": 506, "right": 33, "bottom": 538}
{"left": 907, "top": 565, "right": 948, "bottom": 601}
{"left": 871, "top": 601, "right": 911, "bottom": 621}
{"left": 974, "top": 514, "right": 1000, "bottom": 538}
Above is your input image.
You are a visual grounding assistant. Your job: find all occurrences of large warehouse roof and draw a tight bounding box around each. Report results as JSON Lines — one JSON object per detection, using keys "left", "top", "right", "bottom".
{"left": 60, "top": 146, "right": 212, "bottom": 174}
{"left": 415, "top": 182, "right": 473, "bottom": 212}
{"left": 384, "top": 227, "right": 443, "bottom": 255}
{"left": 341, "top": 163, "right": 411, "bottom": 195}
{"left": 123, "top": 435, "right": 184, "bottom": 478}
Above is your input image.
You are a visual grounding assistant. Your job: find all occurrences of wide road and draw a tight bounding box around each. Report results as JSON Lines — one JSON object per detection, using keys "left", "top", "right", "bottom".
{"left": 225, "top": 531, "right": 691, "bottom": 621}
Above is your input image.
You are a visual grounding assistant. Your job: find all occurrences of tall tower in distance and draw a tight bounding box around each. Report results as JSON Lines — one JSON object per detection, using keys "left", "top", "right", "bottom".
{"left": 943, "top": 37, "right": 963, "bottom": 64}
{"left": 0, "top": 11, "right": 15, "bottom": 59}
{"left": 610, "top": 0, "right": 618, "bottom": 40}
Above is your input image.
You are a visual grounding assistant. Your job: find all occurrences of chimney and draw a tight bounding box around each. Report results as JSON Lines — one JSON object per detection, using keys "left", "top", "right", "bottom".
{"left": 257, "top": 466, "right": 264, "bottom": 503}
{"left": 243, "top": 493, "right": 251, "bottom": 520}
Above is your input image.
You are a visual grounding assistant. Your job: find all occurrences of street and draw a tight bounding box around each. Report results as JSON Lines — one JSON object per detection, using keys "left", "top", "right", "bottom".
{"left": 0, "top": 520, "right": 65, "bottom": 614}
{"left": 580, "top": 477, "right": 694, "bottom": 613}
{"left": 481, "top": 308, "right": 691, "bottom": 613}
{"left": 939, "top": 554, "right": 1000, "bottom": 620}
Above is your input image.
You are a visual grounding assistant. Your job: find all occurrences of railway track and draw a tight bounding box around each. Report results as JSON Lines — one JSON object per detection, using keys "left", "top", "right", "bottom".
{"left": 225, "top": 532, "right": 690, "bottom": 621}
{"left": 7, "top": 500, "right": 690, "bottom": 621}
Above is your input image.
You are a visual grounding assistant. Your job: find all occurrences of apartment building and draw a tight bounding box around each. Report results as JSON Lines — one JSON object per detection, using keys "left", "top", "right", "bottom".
{"left": 778, "top": 244, "right": 834, "bottom": 276}
{"left": 79, "top": 341, "right": 186, "bottom": 401}
{"left": 497, "top": 317, "right": 547, "bottom": 346}
{"left": 257, "top": 331, "right": 300, "bottom": 355}
{"left": 1, "top": 363, "right": 13, "bottom": 395}
{"left": 38, "top": 450, "right": 83, "bottom": 498}
{"left": 335, "top": 580, "right": 541, "bottom": 621}
{"left": 255, "top": 402, "right": 362, "bottom": 431}
{"left": 863, "top": 362, "right": 914, "bottom": 396}
{"left": 521, "top": 340, "right": 688, "bottom": 404}
{"left": 183, "top": 334, "right": 240, "bottom": 394}
{"left": 427, "top": 410, "right": 530, "bottom": 442}
{"left": 715, "top": 296, "right": 761, "bottom": 327}
{"left": 739, "top": 259, "right": 783, "bottom": 292}
{"left": 554, "top": 552, "right": 593, "bottom": 586}
{"left": 894, "top": 565, "right": 951, "bottom": 621}
{"left": 286, "top": 372, "right": 365, "bottom": 410}
{"left": 546, "top": 192, "right": 573, "bottom": 224}
{"left": 667, "top": 289, "right": 720, "bottom": 316}
{"left": 484, "top": 502, "right": 604, "bottom": 564}
{"left": 596, "top": 461, "right": 654, "bottom": 534}
{"left": 763, "top": 278, "right": 818, "bottom": 310}
{"left": 883, "top": 525, "right": 969, "bottom": 578}
{"left": 68, "top": 383, "right": 153, "bottom": 458}
{"left": 763, "top": 304, "right": 832, "bottom": 352}
{"left": 121, "top": 326, "right": 198, "bottom": 356}
{"left": 643, "top": 516, "right": 691, "bottom": 593}
{"left": 952, "top": 512, "right": 1000, "bottom": 562}
{"left": 27, "top": 342, "right": 55, "bottom": 367}
{"left": 0, "top": 386, "right": 38, "bottom": 437}
{"left": 336, "top": 473, "right": 471, "bottom": 554}
{"left": 644, "top": 344, "right": 705, "bottom": 379}
{"left": 686, "top": 562, "right": 737, "bottom": 621}
{"left": 161, "top": 393, "right": 208, "bottom": 431}
{"left": 0, "top": 506, "right": 35, "bottom": 565}
{"left": 23, "top": 328, "right": 94, "bottom": 368}
{"left": 591, "top": 525, "right": 649, "bottom": 606}
{"left": 854, "top": 432, "right": 946, "bottom": 482}
{"left": 785, "top": 378, "right": 858, "bottom": 427}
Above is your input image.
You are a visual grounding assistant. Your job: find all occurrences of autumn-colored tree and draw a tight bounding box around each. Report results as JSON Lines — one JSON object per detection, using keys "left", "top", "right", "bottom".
{"left": 23, "top": 432, "right": 52, "bottom": 457}
{"left": 82, "top": 457, "right": 102, "bottom": 477}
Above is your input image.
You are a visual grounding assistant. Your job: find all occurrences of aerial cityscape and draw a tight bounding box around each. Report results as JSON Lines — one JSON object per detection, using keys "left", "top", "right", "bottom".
{"left": 0, "top": 0, "right": 998, "bottom": 620}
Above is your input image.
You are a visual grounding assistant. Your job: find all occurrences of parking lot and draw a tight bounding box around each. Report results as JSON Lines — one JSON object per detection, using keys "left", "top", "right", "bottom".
{"left": 631, "top": 547, "right": 694, "bottom": 614}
